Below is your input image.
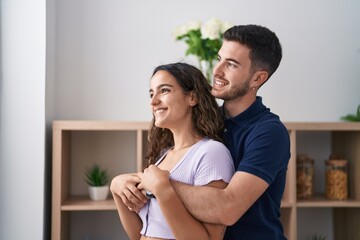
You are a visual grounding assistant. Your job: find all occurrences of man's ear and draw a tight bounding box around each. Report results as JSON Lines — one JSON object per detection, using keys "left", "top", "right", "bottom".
{"left": 189, "top": 91, "right": 198, "bottom": 106}
{"left": 251, "top": 70, "right": 269, "bottom": 88}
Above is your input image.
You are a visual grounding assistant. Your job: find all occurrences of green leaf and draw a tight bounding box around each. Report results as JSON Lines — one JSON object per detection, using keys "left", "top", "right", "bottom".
{"left": 175, "top": 26, "right": 223, "bottom": 62}
{"left": 84, "top": 164, "right": 109, "bottom": 186}
{"left": 341, "top": 104, "right": 360, "bottom": 122}
{"left": 306, "top": 233, "right": 327, "bottom": 240}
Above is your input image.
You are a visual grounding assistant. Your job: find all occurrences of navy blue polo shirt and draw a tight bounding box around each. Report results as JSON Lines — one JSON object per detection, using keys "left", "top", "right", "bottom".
{"left": 223, "top": 97, "right": 290, "bottom": 240}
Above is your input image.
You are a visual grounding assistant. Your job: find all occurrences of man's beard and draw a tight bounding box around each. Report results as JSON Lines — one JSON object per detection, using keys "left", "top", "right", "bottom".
{"left": 214, "top": 77, "right": 251, "bottom": 101}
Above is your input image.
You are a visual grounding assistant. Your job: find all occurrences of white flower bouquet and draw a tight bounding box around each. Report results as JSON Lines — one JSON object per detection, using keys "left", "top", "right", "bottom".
{"left": 173, "top": 18, "right": 233, "bottom": 82}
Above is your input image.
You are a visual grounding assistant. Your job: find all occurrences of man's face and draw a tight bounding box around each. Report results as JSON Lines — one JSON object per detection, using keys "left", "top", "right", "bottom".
{"left": 211, "top": 40, "right": 253, "bottom": 101}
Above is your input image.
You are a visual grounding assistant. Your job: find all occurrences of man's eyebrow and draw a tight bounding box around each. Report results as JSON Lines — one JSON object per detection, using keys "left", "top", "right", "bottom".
{"left": 218, "top": 54, "right": 240, "bottom": 65}
{"left": 225, "top": 58, "right": 240, "bottom": 65}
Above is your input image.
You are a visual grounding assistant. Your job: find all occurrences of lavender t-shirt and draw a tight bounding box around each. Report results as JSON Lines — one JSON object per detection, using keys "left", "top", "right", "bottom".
{"left": 138, "top": 137, "right": 235, "bottom": 239}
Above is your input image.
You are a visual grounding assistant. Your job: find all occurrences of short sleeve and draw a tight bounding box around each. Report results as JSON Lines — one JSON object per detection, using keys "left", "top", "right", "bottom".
{"left": 193, "top": 140, "right": 235, "bottom": 186}
{"left": 238, "top": 121, "right": 290, "bottom": 184}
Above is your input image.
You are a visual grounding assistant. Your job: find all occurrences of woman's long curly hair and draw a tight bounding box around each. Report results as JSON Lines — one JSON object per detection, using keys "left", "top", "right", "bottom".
{"left": 145, "top": 62, "right": 224, "bottom": 166}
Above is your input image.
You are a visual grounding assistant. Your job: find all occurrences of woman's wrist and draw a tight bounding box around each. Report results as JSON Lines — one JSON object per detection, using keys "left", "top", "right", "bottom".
{"left": 153, "top": 180, "right": 174, "bottom": 200}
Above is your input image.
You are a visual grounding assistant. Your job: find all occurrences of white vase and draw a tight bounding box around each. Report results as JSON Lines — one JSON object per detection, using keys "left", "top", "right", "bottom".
{"left": 88, "top": 185, "right": 109, "bottom": 201}
{"left": 199, "top": 60, "right": 214, "bottom": 85}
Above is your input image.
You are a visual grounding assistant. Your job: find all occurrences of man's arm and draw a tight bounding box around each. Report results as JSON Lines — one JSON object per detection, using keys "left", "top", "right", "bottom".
{"left": 138, "top": 165, "right": 229, "bottom": 240}
{"left": 172, "top": 171, "right": 269, "bottom": 225}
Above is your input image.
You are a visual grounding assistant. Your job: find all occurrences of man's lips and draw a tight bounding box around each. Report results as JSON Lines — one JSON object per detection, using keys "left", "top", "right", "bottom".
{"left": 213, "top": 78, "right": 229, "bottom": 87}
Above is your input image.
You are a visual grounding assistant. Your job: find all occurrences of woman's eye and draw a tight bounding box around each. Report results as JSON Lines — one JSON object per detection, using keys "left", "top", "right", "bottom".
{"left": 161, "top": 88, "right": 170, "bottom": 94}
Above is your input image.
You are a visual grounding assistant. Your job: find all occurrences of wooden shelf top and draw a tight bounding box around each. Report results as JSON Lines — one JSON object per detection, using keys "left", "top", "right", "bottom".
{"left": 53, "top": 120, "right": 150, "bottom": 131}
{"left": 284, "top": 122, "right": 360, "bottom": 131}
{"left": 280, "top": 200, "right": 294, "bottom": 208}
{"left": 53, "top": 121, "right": 360, "bottom": 131}
{"left": 296, "top": 195, "right": 360, "bottom": 208}
{"left": 61, "top": 196, "right": 116, "bottom": 211}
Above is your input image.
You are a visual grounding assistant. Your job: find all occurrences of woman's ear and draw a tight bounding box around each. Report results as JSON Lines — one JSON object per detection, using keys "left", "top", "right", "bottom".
{"left": 189, "top": 91, "right": 198, "bottom": 107}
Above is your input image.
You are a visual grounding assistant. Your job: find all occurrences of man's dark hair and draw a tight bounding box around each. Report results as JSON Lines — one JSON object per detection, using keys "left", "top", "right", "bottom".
{"left": 223, "top": 24, "right": 282, "bottom": 80}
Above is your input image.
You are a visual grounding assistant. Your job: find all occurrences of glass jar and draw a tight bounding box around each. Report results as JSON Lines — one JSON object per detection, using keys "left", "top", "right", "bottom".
{"left": 296, "top": 155, "right": 314, "bottom": 199}
{"left": 325, "top": 159, "right": 348, "bottom": 200}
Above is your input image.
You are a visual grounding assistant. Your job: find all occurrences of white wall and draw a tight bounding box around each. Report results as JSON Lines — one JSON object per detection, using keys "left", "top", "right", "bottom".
{"left": 0, "top": 0, "right": 359, "bottom": 240}
{"left": 48, "top": 2, "right": 359, "bottom": 239}
{"left": 51, "top": 0, "right": 360, "bottom": 122}
{"left": 0, "top": 0, "right": 46, "bottom": 239}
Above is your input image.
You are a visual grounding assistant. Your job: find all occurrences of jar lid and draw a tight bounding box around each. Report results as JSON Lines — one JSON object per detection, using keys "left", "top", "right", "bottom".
{"left": 297, "top": 154, "right": 314, "bottom": 163}
{"left": 325, "top": 159, "right": 347, "bottom": 166}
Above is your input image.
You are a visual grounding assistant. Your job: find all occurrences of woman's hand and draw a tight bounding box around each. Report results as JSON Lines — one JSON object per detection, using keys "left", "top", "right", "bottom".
{"left": 110, "top": 173, "right": 148, "bottom": 212}
{"left": 138, "top": 165, "right": 171, "bottom": 197}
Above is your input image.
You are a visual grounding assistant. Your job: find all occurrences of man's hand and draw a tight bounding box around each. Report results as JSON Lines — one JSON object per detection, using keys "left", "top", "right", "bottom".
{"left": 110, "top": 173, "right": 148, "bottom": 212}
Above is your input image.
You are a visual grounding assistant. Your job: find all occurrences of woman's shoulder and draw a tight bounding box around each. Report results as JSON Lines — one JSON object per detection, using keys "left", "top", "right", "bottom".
{"left": 198, "top": 137, "right": 230, "bottom": 154}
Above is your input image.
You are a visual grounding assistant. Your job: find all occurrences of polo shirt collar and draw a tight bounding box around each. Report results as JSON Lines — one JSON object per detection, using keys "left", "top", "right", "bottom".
{"left": 222, "top": 96, "right": 266, "bottom": 123}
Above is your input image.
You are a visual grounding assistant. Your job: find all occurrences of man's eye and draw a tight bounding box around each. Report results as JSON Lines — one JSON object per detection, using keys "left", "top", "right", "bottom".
{"left": 149, "top": 93, "right": 154, "bottom": 98}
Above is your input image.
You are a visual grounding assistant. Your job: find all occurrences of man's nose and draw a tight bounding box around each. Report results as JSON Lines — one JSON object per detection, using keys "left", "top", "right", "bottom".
{"left": 213, "top": 61, "right": 224, "bottom": 78}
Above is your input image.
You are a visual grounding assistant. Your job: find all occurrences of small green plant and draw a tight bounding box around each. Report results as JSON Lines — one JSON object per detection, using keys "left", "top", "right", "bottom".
{"left": 306, "top": 233, "right": 327, "bottom": 240}
{"left": 84, "top": 164, "right": 109, "bottom": 186}
{"left": 341, "top": 104, "right": 360, "bottom": 122}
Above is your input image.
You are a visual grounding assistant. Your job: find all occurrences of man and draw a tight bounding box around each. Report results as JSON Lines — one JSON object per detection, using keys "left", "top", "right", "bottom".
{"left": 170, "top": 24, "right": 291, "bottom": 239}
{"left": 113, "top": 24, "right": 290, "bottom": 239}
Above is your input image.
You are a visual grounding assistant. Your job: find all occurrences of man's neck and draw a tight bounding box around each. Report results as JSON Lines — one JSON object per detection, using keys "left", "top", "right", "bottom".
{"left": 224, "top": 94, "right": 257, "bottom": 118}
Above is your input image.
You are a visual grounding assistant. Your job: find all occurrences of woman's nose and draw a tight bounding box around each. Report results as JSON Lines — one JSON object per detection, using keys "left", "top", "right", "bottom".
{"left": 150, "top": 95, "right": 160, "bottom": 106}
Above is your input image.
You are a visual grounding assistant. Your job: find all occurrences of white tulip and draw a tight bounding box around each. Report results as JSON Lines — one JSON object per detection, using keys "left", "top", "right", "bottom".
{"left": 186, "top": 20, "right": 201, "bottom": 31}
{"left": 222, "top": 21, "right": 234, "bottom": 33}
{"left": 201, "top": 18, "right": 223, "bottom": 40}
{"left": 173, "top": 24, "right": 189, "bottom": 38}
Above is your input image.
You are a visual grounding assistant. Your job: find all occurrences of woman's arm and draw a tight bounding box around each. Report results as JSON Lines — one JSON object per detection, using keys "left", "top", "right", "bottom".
{"left": 111, "top": 173, "right": 148, "bottom": 211}
{"left": 110, "top": 174, "right": 144, "bottom": 240}
{"left": 139, "top": 165, "right": 227, "bottom": 240}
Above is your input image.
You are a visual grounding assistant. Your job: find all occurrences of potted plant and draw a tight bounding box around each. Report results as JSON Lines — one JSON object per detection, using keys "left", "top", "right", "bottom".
{"left": 84, "top": 164, "right": 110, "bottom": 201}
{"left": 341, "top": 104, "right": 360, "bottom": 122}
{"left": 307, "top": 233, "right": 327, "bottom": 240}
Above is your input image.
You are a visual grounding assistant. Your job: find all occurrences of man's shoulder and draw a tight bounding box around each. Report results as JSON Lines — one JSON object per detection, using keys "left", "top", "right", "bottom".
{"left": 248, "top": 114, "right": 289, "bottom": 142}
{"left": 254, "top": 109, "right": 287, "bottom": 130}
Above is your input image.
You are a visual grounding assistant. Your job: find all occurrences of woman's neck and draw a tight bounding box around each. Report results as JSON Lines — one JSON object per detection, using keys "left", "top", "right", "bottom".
{"left": 171, "top": 129, "right": 202, "bottom": 151}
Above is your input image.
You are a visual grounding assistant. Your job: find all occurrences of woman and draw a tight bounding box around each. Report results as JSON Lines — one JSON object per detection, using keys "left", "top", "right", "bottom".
{"left": 111, "top": 62, "right": 234, "bottom": 240}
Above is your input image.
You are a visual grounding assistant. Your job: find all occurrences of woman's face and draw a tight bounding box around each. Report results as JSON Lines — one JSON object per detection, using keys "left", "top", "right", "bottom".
{"left": 149, "top": 70, "right": 194, "bottom": 129}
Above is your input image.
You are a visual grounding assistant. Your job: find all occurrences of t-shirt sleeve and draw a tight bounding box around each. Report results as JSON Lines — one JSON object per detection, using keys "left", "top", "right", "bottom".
{"left": 193, "top": 140, "right": 235, "bottom": 186}
{"left": 238, "top": 121, "right": 290, "bottom": 184}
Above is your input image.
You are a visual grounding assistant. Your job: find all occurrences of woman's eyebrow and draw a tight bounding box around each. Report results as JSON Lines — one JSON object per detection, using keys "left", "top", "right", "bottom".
{"left": 149, "top": 84, "right": 174, "bottom": 93}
